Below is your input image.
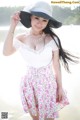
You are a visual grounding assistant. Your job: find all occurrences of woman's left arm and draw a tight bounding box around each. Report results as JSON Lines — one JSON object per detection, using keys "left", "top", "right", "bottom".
{"left": 52, "top": 49, "right": 63, "bottom": 102}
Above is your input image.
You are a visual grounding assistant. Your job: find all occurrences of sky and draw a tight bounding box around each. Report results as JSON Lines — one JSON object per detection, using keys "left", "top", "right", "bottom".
{"left": 0, "top": 0, "right": 80, "bottom": 8}
{"left": 0, "top": 0, "right": 50, "bottom": 6}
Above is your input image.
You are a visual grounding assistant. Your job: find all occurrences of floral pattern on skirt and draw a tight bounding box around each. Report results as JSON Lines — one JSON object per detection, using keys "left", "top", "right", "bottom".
{"left": 20, "top": 63, "right": 69, "bottom": 120}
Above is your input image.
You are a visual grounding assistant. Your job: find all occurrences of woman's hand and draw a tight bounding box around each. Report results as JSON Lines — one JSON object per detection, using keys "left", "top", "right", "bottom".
{"left": 56, "top": 87, "right": 63, "bottom": 102}
{"left": 10, "top": 11, "right": 21, "bottom": 28}
{"left": 3, "top": 11, "right": 21, "bottom": 56}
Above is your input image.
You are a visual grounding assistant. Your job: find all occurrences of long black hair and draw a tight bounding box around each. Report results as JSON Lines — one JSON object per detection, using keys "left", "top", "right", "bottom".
{"left": 43, "top": 22, "right": 79, "bottom": 72}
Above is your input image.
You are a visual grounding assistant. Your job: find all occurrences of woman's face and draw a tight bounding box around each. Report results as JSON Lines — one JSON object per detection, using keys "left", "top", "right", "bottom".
{"left": 31, "top": 15, "right": 49, "bottom": 33}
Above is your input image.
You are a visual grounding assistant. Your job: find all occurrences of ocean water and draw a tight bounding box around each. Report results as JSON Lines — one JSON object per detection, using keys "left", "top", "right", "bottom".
{"left": 0, "top": 25, "right": 80, "bottom": 120}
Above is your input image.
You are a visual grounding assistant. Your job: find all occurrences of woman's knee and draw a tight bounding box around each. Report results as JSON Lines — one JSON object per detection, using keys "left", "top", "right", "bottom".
{"left": 46, "top": 118, "right": 54, "bottom": 120}
{"left": 31, "top": 115, "right": 39, "bottom": 120}
{"left": 29, "top": 112, "right": 39, "bottom": 120}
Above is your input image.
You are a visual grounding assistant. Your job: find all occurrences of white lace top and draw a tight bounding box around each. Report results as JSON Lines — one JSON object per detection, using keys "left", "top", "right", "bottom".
{"left": 13, "top": 34, "right": 59, "bottom": 68}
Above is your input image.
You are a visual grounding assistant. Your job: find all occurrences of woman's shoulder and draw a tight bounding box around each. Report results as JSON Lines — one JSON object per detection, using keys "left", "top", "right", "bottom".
{"left": 45, "top": 34, "right": 52, "bottom": 43}
{"left": 16, "top": 33, "right": 25, "bottom": 40}
{"left": 13, "top": 32, "right": 29, "bottom": 49}
{"left": 45, "top": 34, "right": 58, "bottom": 44}
{"left": 16, "top": 31, "right": 29, "bottom": 42}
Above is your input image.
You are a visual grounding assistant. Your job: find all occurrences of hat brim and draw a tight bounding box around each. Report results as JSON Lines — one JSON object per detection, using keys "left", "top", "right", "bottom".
{"left": 20, "top": 11, "right": 31, "bottom": 28}
{"left": 20, "top": 11, "right": 62, "bottom": 28}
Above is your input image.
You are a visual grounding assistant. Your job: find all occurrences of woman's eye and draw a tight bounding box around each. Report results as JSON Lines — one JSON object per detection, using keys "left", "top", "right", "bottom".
{"left": 43, "top": 19, "right": 48, "bottom": 22}
{"left": 35, "top": 17, "right": 39, "bottom": 20}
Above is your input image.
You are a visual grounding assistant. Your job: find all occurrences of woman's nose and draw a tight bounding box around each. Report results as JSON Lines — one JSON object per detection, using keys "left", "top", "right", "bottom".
{"left": 37, "top": 20, "right": 42, "bottom": 25}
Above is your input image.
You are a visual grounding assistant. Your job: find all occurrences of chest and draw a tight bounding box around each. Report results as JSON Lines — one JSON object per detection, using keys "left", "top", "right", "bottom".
{"left": 22, "top": 34, "right": 51, "bottom": 51}
{"left": 29, "top": 39, "right": 45, "bottom": 51}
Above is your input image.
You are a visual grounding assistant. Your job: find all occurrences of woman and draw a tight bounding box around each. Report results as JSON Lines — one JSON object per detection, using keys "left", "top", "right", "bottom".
{"left": 3, "top": 1, "right": 78, "bottom": 120}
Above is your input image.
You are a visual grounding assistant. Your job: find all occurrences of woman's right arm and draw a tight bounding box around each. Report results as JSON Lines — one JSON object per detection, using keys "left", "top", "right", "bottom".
{"left": 3, "top": 12, "right": 20, "bottom": 56}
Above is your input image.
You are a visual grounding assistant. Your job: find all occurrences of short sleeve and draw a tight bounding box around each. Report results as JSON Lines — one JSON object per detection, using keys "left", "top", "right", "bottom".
{"left": 50, "top": 37, "right": 59, "bottom": 51}
{"left": 13, "top": 38, "right": 21, "bottom": 50}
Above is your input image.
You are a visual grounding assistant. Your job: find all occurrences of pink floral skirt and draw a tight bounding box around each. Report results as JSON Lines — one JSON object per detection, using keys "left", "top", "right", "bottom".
{"left": 20, "top": 63, "right": 69, "bottom": 120}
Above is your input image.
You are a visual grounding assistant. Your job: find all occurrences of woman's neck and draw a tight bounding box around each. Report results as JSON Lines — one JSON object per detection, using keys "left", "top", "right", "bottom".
{"left": 30, "top": 29, "right": 43, "bottom": 36}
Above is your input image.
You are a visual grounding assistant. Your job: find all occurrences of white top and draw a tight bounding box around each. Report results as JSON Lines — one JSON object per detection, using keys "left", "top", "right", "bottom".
{"left": 13, "top": 35, "right": 59, "bottom": 68}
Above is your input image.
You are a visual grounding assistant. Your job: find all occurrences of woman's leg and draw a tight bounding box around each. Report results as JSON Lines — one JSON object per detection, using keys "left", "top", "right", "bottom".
{"left": 29, "top": 111, "right": 39, "bottom": 120}
{"left": 46, "top": 118, "right": 54, "bottom": 120}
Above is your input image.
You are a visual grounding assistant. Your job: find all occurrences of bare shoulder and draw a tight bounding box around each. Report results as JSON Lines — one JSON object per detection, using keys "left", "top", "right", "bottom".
{"left": 45, "top": 34, "right": 52, "bottom": 44}
{"left": 45, "top": 34, "right": 59, "bottom": 45}
{"left": 16, "top": 33, "right": 27, "bottom": 42}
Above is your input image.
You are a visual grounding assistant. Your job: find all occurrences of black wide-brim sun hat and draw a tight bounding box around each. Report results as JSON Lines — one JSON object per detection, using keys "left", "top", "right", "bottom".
{"left": 19, "top": 1, "right": 62, "bottom": 28}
